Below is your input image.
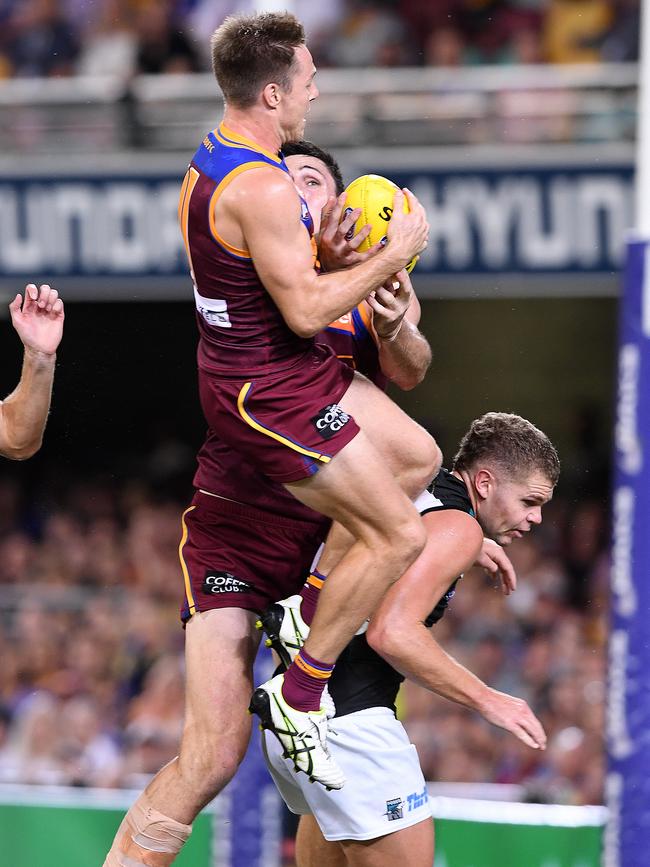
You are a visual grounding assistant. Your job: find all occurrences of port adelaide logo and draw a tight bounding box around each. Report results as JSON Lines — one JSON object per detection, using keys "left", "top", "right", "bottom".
{"left": 384, "top": 797, "right": 404, "bottom": 821}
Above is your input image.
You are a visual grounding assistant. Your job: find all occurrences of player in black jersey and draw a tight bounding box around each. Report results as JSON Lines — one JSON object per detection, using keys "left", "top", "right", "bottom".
{"left": 263, "top": 412, "right": 559, "bottom": 867}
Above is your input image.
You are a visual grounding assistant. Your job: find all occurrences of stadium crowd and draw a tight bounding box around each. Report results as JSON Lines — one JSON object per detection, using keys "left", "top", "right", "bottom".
{"left": 0, "top": 432, "right": 608, "bottom": 808}
{"left": 0, "top": 0, "right": 639, "bottom": 80}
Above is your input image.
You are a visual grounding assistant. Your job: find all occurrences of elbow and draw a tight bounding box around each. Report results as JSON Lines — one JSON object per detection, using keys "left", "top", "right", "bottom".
{"left": 366, "top": 617, "right": 401, "bottom": 661}
{"left": 385, "top": 352, "right": 432, "bottom": 392}
{"left": 403, "top": 354, "right": 432, "bottom": 391}
{"left": 0, "top": 424, "right": 43, "bottom": 460}
{"left": 284, "top": 312, "right": 321, "bottom": 339}
{"left": 392, "top": 371, "right": 424, "bottom": 392}
{"left": 2, "top": 440, "right": 41, "bottom": 461}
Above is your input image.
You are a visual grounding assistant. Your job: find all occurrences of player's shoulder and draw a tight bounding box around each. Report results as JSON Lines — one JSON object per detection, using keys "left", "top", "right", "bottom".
{"left": 192, "top": 128, "right": 293, "bottom": 193}
{"left": 420, "top": 468, "right": 474, "bottom": 516}
{"left": 225, "top": 161, "right": 297, "bottom": 208}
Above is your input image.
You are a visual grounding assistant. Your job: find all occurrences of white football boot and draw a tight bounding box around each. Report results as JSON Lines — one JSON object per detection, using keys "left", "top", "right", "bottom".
{"left": 256, "top": 595, "right": 336, "bottom": 718}
{"left": 249, "top": 673, "right": 345, "bottom": 790}
{"left": 256, "top": 594, "right": 307, "bottom": 669}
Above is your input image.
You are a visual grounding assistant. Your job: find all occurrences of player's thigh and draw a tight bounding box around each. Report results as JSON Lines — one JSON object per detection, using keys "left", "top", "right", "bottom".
{"left": 338, "top": 372, "right": 438, "bottom": 477}
{"left": 181, "top": 607, "right": 261, "bottom": 771}
{"left": 296, "top": 815, "right": 347, "bottom": 867}
{"left": 341, "top": 818, "right": 434, "bottom": 867}
{"left": 285, "top": 429, "right": 422, "bottom": 545}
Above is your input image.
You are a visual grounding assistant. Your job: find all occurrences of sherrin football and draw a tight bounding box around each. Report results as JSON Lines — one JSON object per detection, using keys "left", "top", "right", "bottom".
{"left": 343, "top": 174, "right": 418, "bottom": 273}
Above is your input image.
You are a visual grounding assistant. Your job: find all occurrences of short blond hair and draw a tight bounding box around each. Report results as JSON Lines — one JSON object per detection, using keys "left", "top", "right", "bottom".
{"left": 453, "top": 412, "right": 560, "bottom": 485}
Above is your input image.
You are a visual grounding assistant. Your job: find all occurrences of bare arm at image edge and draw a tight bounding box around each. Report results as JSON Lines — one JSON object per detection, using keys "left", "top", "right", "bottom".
{"left": 0, "top": 284, "right": 64, "bottom": 460}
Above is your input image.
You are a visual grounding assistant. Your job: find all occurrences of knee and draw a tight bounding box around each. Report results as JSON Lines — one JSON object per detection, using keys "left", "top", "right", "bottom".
{"left": 401, "top": 429, "right": 442, "bottom": 496}
{"left": 417, "top": 431, "right": 442, "bottom": 487}
{"left": 383, "top": 512, "right": 427, "bottom": 577}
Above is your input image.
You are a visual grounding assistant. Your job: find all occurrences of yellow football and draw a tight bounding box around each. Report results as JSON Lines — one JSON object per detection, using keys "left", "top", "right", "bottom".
{"left": 343, "top": 174, "right": 418, "bottom": 273}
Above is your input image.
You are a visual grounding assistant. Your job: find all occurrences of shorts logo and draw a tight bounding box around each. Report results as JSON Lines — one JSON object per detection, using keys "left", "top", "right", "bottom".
{"left": 384, "top": 797, "right": 404, "bottom": 821}
{"left": 407, "top": 785, "right": 429, "bottom": 811}
{"left": 202, "top": 571, "right": 251, "bottom": 595}
{"left": 311, "top": 404, "right": 350, "bottom": 440}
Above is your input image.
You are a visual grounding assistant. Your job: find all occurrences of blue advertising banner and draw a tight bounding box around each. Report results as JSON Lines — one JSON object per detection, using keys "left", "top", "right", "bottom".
{"left": 0, "top": 164, "right": 633, "bottom": 283}
{"left": 606, "top": 238, "right": 650, "bottom": 866}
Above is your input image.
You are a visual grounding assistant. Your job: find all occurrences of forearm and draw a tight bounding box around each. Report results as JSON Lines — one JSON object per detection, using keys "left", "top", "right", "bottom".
{"left": 378, "top": 320, "right": 432, "bottom": 390}
{"left": 0, "top": 348, "right": 56, "bottom": 459}
{"left": 375, "top": 623, "right": 492, "bottom": 714}
{"left": 292, "top": 251, "right": 409, "bottom": 336}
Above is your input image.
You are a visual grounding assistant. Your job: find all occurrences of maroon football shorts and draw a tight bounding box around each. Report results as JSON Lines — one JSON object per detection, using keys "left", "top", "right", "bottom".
{"left": 198, "top": 344, "right": 360, "bottom": 484}
{"left": 179, "top": 490, "right": 329, "bottom": 622}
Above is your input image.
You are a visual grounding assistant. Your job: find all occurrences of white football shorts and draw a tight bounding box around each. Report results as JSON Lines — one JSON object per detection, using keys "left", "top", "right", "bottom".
{"left": 262, "top": 707, "right": 432, "bottom": 841}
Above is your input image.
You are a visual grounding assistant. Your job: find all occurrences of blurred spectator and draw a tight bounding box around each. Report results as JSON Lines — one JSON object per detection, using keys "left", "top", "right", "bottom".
{"left": 183, "top": 0, "right": 251, "bottom": 65}
{"left": 0, "top": 0, "right": 643, "bottom": 79}
{"left": 134, "top": 1, "right": 201, "bottom": 74}
{"left": 598, "top": 0, "right": 640, "bottom": 61}
{"left": 543, "top": 0, "right": 613, "bottom": 64}
{"left": 399, "top": 0, "right": 457, "bottom": 60}
{"left": 328, "top": 0, "right": 413, "bottom": 67}
{"left": 424, "top": 26, "right": 466, "bottom": 67}
{"left": 59, "top": 696, "right": 123, "bottom": 787}
{"left": 0, "top": 692, "right": 68, "bottom": 784}
{"left": 76, "top": 0, "right": 137, "bottom": 79}
{"left": 452, "top": 0, "right": 528, "bottom": 65}
{"left": 505, "top": 18, "right": 545, "bottom": 64}
{"left": 186, "top": 1, "right": 345, "bottom": 68}
{"left": 5, "top": 0, "right": 79, "bottom": 78}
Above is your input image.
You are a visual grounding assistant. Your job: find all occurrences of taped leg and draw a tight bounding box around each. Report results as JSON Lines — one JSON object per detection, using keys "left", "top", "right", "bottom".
{"left": 103, "top": 793, "right": 192, "bottom": 867}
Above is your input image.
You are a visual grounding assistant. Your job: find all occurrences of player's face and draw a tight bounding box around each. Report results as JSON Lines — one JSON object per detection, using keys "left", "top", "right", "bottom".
{"left": 285, "top": 154, "right": 338, "bottom": 232}
{"left": 280, "top": 45, "right": 319, "bottom": 142}
{"left": 480, "top": 469, "right": 554, "bottom": 546}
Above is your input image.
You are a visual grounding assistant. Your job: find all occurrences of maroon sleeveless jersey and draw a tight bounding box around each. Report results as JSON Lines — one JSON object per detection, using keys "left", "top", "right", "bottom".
{"left": 179, "top": 123, "right": 315, "bottom": 377}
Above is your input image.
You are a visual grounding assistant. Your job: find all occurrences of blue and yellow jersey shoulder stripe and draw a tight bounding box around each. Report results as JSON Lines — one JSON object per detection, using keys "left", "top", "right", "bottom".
{"left": 190, "top": 123, "right": 314, "bottom": 244}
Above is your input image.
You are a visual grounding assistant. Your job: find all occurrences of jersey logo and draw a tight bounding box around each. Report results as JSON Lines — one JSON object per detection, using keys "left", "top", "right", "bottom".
{"left": 311, "top": 404, "right": 350, "bottom": 440}
{"left": 202, "top": 570, "right": 251, "bottom": 595}
{"left": 384, "top": 797, "right": 404, "bottom": 821}
{"left": 194, "top": 288, "right": 231, "bottom": 328}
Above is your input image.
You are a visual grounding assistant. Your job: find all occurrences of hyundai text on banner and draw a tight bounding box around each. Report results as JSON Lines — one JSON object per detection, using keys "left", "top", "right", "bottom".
{"left": 0, "top": 165, "right": 633, "bottom": 282}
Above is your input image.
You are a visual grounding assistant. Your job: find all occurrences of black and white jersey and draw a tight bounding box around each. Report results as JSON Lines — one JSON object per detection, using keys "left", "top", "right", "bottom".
{"left": 328, "top": 468, "right": 475, "bottom": 718}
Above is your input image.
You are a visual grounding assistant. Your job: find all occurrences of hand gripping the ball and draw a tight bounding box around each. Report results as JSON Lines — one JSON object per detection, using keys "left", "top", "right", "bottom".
{"left": 384, "top": 188, "right": 429, "bottom": 272}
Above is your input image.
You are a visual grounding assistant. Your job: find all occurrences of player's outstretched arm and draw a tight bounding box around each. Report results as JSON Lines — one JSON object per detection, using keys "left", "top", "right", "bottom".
{"left": 0, "top": 284, "right": 64, "bottom": 460}
{"left": 235, "top": 172, "right": 429, "bottom": 336}
{"left": 368, "top": 269, "right": 431, "bottom": 390}
{"left": 366, "top": 509, "right": 547, "bottom": 750}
